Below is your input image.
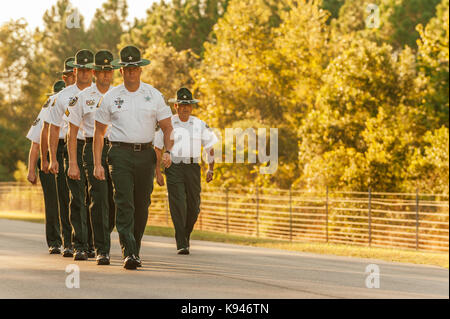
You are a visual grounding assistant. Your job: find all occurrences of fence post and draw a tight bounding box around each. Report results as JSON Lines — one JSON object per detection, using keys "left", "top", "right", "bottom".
{"left": 289, "top": 185, "right": 292, "bottom": 242}
{"left": 226, "top": 187, "right": 229, "bottom": 234}
{"left": 368, "top": 187, "right": 372, "bottom": 247}
{"left": 326, "top": 186, "right": 329, "bottom": 243}
{"left": 256, "top": 185, "right": 259, "bottom": 238}
{"left": 416, "top": 188, "right": 419, "bottom": 250}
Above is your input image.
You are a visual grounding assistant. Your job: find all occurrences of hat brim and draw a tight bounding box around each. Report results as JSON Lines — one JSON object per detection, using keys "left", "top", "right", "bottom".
{"left": 66, "top": 61, "right": 92, "bottom": 69}
{"left": 85, "top": 62, "right": 120, "bottom": 70}
{"left": 111, "top": 59, "right": 151, "bottom": 67}
{"left": 56, "top": 70, "right": 74, "bottom": 75}
{"left": 168, "top": 99, "right": 200, "bottom": 104}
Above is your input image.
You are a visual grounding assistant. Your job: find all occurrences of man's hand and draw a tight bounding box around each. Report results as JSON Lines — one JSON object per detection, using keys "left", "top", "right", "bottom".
{"left": 162, "top": 152, "right": 172, "bottom": 168}
{"left": 94, "top": 165, "right": 105, "bottom": 181}
{"left": 68, "top": 163, "right": 80, "bottom": 180}
{"left": 156, "top": 172, "right": 165, "bottom": 186}
{"left": 206, "top": 170, "right": 214, "bottom": 183}
{"left": 49, "top": 160, "right": 59, "bottom": 175}
{"left": 41, "top": 159, "right": 50, "bottom": 174}
{"left": 27, "top": 171, "right": 37, "bottom": 185}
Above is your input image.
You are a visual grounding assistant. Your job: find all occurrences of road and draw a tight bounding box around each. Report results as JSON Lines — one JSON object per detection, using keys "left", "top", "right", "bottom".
{"left": 0, "top": 219, "right": 448, "bottom": 299}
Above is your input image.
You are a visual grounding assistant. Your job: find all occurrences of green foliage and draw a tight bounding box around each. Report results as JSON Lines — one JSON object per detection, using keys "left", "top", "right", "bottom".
{"left": 13, "top": 160, "right": 28, "bottom": 183}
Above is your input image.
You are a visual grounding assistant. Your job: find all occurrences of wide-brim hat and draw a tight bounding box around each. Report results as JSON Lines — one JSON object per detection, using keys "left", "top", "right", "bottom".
{"left": 67, "top": 49, "right": 94, "bottom": 69}
{"left": 57, "top": 57, "right": 75, "bottom": 75}
{"left": 46, "top": 80, "right": 66, "bottom": 96}
{"left": 86, "top": 50, "right": 120, "bottom": 70}
{"left": 168, "top": 87, "right": 200, "bottom": 104}
{"left": 111, "top": 45, "right": 150, "bottom": 67}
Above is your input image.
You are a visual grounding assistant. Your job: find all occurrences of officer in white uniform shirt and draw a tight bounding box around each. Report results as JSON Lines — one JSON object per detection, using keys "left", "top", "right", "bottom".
{"left": 66, "top": 50, "right": 118, "bottom": 266}
{"left": 154, "top": 88, "right": 218, "bottom": 255}
{"left": 26, "top": 81, "right": 65, "bottom": 254}
{"left": 94, "top": 45, "right": 174, "bottom": 270}
{"left": 41, "top": 58, "right": 75, "bottom": 257}
{"left": 48, "top": 49, "right": 94, "bottom": 261}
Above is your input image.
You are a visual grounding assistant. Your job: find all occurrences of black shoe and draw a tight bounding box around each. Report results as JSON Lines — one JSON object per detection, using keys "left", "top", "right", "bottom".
{"left": 73, "top": 250, "right": 88, "bottom": 261}
{"left": 49, "top": 246, "right": 61, "bottom": 254}
{"left": 135, "top": 256, "right": 142, "bottom": 268}
{"left": 123, "top": 255, "right": 138, "bottom": 270}
{"left": 177, "top": 248, "right": 190, "bottom": 255}
{"left": 62, "top": 248, "right": 74, "bottom": 257}
{"left": 87, "top": 249, "right": 96, "bottom": 258}
{"left": 96, "top": 254, "right": 110, "bottom": 265}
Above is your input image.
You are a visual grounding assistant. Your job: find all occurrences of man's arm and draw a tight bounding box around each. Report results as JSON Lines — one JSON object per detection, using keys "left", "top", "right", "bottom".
{"left": 67, "top": 123, "right": 80, "bottom": 180}
{"left": 206, "top": 148, "right": 215, "bottom": 183}
{"left": 40, "top": 122, "right": 50, "bottom": 173}
{"left": 27, "top": 142, "right": 40, "bottom": 184}
{"left": 159, "top": 117, "right": 174, "bottom": 168}
{"left": 93, "top": 121, "right": 108, "bottom": 180}
{"left": 154, "top": 147, "right": 165, "bottom": 186}
{"left": 48, "top": 124, "right": 61, "bottom": 174}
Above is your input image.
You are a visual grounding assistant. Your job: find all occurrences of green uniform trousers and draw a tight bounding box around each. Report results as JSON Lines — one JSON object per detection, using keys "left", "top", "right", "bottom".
{"left": 38, "top": 157, "right": 62, "bottom": 248}
{"left": 83, "top": 141, "right": 115, "bottom": 255}
{"left": 64, "top": 139, "right": 89, "bottom": 251}
{"left": 55, "top": 140, "right": 71, "bottom": 248}
{"left": 165, "top": 162, "right": 201, "bottom": 250}
{"left": 107, "top": 145, "right": 156, "bottom": 258}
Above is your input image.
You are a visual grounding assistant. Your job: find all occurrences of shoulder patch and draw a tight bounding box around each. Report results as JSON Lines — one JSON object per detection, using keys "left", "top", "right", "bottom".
{"left": 32, "top": 118, "right": 41, "bottom": 126}
{"left": 43, "top": 99, "right": 50, "bottom": 108}
{"left": 65, "top": 109, "right": 70, "bottom": 117}
{"left": 69, "top": 96, "right": 78, "bottom": 107}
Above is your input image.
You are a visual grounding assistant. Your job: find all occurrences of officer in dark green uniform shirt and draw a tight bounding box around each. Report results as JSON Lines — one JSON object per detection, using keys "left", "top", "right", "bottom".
{"left": 154, "top": 88, "right": 218, "bottom": 254}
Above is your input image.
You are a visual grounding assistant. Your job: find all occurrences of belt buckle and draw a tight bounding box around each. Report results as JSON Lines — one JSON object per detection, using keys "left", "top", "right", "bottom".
{"left": 134, "top": 144, "right": 142, "bottom": 152}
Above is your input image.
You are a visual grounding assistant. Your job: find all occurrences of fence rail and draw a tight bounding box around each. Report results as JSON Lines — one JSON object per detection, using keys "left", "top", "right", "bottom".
{"left": 0, "top": 182, "right": 448, "bottom": 252}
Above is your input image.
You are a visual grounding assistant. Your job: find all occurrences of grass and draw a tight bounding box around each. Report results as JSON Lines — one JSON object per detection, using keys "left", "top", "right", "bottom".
{"left": 1, "top": 211, "right": 448, "bottom": 269}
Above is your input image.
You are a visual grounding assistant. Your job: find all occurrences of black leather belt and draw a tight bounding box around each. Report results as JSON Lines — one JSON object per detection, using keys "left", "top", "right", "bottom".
{"left": 85, "top": 137, "right": 109, "bottom": 145}
{"left": 110, "top": 141, "right": 153, "bottom": 152}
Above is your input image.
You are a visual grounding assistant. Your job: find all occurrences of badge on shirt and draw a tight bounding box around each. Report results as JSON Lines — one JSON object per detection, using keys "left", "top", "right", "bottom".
{"left": 145, "top": 96, "right": 151, "bottom": 102}
{"left": 86, "top": 99, "right": 96, "bottom": 107}
{"left": 69, "top": 96, "right": 78, "bottom": 107}
{"left": 32, "top": 118, "right": 40, "bottom": 126}
{"left": 43, "top": 99, "right": 50, "bottom": 108}
{"left": 114, "top": 97, "right": 124, "bottom": 109}
{"left": 65, "top": 109, "right": 70, "bottom": 117}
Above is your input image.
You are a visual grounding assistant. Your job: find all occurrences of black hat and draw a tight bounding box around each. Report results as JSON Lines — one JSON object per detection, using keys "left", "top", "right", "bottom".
{"left": 67, "top": 49, "right": 94, "bottom": 69}
{"left": 111, "top": 45, "right": 150, "bottom": 67}
{"left": 58, "top": 57, "right": 75, "bottom": 75}
{"left": 86, "top": 50, "right": 120, "bottom": 71}
{"left": 168, "top": 88, "right": 200, "bottom": 104}
{"left": 46, "top": 80, "right": 66, "bottom": 96}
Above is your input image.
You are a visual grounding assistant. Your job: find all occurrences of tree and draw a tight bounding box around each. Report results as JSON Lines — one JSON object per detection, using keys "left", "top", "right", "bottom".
{"left": 416, "top": 0, "right": 449, "bottom": 127}
{"left": 88, "top": 0, "right": 128, "bottom": 57}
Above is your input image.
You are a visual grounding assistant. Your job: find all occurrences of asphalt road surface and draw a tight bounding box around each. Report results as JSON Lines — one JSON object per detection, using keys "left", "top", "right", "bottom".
{"left": 0, "top": 219, "right": 448, "bottom": 299}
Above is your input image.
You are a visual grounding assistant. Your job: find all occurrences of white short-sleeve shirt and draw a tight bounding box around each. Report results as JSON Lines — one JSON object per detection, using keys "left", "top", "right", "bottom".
{"left": 26, "top": 96, "right": 54, "bottom": 144}
{"left": 48, "top": 84, "right": 85, "bottom": 140}
{"left": 95, "top": 82, "right": 172, "bottom": 143}
{"left": 154, "top": 115, "right": 218, "bottom": 159}
{"left": 67, "top": 84, "right": 113, "bottom": 138}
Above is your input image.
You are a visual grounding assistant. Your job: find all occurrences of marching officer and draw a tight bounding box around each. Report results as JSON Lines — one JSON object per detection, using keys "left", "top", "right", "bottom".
{"left": 66, "top": 50, "right": 118, "bottom": 265}
{"left": 40, "top": 58, "right": 75, "bottom": 257}
{"left": 154, "top": 88, "right": 218, "bottom": 254}
{"left": 48, "top": 50, "right": 94, "bottom": 261}
{"left": 94, "top": 45, "right": 174, "bottom": 270}
{"left": 26, "top": 80, "right": 66, "bottom": 254}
